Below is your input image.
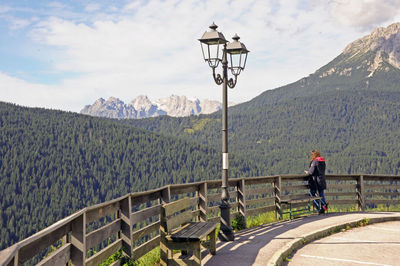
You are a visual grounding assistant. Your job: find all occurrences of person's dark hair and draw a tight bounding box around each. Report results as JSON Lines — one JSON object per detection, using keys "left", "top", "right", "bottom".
{"left": 310, "top": 149, "right": 321, "bottom": 162}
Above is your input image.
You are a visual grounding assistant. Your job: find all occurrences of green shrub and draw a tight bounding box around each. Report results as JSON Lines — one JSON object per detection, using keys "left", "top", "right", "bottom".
{"left": 231, "top": 214, "right": 246, "bottom": 231}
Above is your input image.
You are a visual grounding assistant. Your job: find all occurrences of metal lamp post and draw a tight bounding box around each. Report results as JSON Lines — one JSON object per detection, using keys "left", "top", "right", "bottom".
{"left": 199, "top": 23, "right": 249, "bottom": 241}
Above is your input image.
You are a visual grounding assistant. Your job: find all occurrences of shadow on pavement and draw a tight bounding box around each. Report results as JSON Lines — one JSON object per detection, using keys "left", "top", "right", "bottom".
{"left": 203, "top": 212, "right": 349, "bottom": 266}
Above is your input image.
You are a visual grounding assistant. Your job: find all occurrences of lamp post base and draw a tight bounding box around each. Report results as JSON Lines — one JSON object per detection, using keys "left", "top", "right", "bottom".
{"left": 218, "top": 201, "right": 234, "bottom": 241}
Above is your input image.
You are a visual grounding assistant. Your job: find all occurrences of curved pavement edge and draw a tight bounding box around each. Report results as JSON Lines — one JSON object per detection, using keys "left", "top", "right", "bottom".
{"left": 266, "top": 215, "right": 400, "bottom": 266}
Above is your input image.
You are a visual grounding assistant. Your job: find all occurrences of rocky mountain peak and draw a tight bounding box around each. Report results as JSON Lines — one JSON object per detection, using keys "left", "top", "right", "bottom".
{"left": 343, "top": 22, "right": 400, "bottom": 71}
{"left": 94, "top": 97, "right": 105, "bottom": 104}
{"left": 315, "top": 22, "right": 400, "bottom": 80}
{"left": 156, "top": 95, "right": 201, "bottom": 117}
{"left": 200, "top": 99, "right": 222, "bottom": 114}
{"left": 80, "top": 95, "right": 234, "bottom": 119}
{"left": 80, "top": 97, "right": 137, "bottom": 119}
{"left": 91, "top": 98, "right": 105, "bottom": 108}
{"left": 344, "top": 23, "right": 400, "bottom": 54}
{"left": 104, "top": 97, "right": 125, "bottom": 107}
{"left": 130, "top": 95, "right": 152, "bottom": 109}
{"left": 106, "top": 96, "right": 121, "bottom": 102}
{"left": 130, "top": 95, "right": 162, "bottom": 118}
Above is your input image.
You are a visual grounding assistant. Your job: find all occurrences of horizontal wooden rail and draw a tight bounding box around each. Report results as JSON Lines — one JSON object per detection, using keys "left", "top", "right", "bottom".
{"left": 247, "top": 205, "right": 275, "bottom": 217}
{"left": 247, "top": 187, "right": 274, "bottom": 196}
{"left": 326, "top": 192, "right": 356, "bottom": 197}
{"left": 86, "top": 239, "right": 122, "bottom": 266}
{"left": 132, "top": 221, "right": 160, "bottom": 243}
{"left": 208, "top": 191, "right": 237, "bottom": 202}
{"left": 36, "top": 243, "right": 71, "bottom": 266}
{"left": 246, "top": 197, "right": 274, "bottom": 207}
{"left": 365, "top": 192, "right": 400, "bottom": 197}
{"left": 86, "top": 219, "right": 121, "bottom": 249}
{"left": 365, "top": 199, "right": 400, "bottom": 204}
{"left": 132, "top": 236, "right": 160, "bottom": 261}
{"left": 1, "top": 174, "right": 400, "bottom": 265}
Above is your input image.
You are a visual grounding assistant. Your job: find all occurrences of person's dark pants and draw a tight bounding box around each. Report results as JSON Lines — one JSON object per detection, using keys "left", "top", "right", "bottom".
{"left": 309, "top": 188, "right": 326, "bottom": 209}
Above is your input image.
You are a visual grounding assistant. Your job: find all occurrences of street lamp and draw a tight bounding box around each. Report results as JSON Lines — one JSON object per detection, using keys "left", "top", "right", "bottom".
{"left": 199, "top": 23, "right": 249, "bottom": 241}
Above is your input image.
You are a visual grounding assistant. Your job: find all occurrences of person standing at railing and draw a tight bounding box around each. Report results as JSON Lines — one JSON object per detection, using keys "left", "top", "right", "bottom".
{"left": 305, "top": 149, "right": 328, "bottom": 214}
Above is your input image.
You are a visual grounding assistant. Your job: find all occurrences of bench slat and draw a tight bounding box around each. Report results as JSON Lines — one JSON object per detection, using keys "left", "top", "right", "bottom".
{"left": 176, "top": 223, "right": 213, "bottom": 239}
{"left": 171, "top": 222, "right": 217, "bottom": 242}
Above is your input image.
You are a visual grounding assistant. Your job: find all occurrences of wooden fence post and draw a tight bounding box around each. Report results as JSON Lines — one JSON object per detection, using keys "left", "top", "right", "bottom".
{"left": 237, "top": 179, "right": 247, "bottom": 228}
{"left": 357, "top": 175, "right": 365, "bottom": 211}
{"left": 70, "top": 213, "right": 86, "bottom": 266}
{"left": 115, "top": 209, "right": 120, "bottom": 242}
{"left": 120, "top": 196, "right": 133, "bottom": 258}
{"left": 12, "top": 250, "right": 18, "bottom": 266}
{"left": 199, "top": 182, "right": 208, "bottom": 222}
{"left": 160, "top": 186, "right": 171, "bottom": 266}
{"left": 274, "top": 176, "right": 282, "bottom": 220}
{"left": 61, "top": 234, "right": 68, "bottom": 266}
{"left": 160, "top": 186, "right": 171, "bottom": 204}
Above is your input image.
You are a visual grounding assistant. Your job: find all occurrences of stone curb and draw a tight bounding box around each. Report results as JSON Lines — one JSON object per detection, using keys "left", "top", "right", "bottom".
{"left": 266, "top": 215, "right": 400, "bottom": 266}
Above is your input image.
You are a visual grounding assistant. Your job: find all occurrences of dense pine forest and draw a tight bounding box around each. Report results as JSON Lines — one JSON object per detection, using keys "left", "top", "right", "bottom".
{"left": 126, "top": 90, "right": 400, "bottom": 175}
{"left": 0, "top": 102, "right": 264, "bottom": 250}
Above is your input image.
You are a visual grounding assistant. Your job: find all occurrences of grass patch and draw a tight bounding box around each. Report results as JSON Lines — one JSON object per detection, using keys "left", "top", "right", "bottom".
{"left": 327, "top": 203, "right": 400, "bottom": 213}
{"left": 98, "top": 249, "right": 124, "bottom": 266}
{"left": 132, "top": 247, "right": 160, "bottom": 266}
{"left": 358, "top": 218, "right": 369, "bottom": 227}
{"left": 99, "top": 247, "right": 160, "bottom": 266}
{"left": 327, "top": 204, "right": 359, "bottom": 213}
{"left": 246, "top": 212, "right": 277, "bottom": 228}
{"left": 366, "top": 204, "right": 400, "bottom": 212}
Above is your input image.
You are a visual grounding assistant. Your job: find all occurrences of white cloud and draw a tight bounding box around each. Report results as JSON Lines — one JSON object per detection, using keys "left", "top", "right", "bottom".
{"left": 2, "top": 0, "right": 400, "bottom": 111}
{"left": 0, "top": 5, "right": 11, "bottom": 13}
{"left": 0, "top": 71, "right": 97, "bottom": 111}
{"left": 47, "top": 2, "right": 68, "bottom": 9}
{"left": 123, "top": 1, "right": 143, "bottom": 11}
{"left": 85, "top": 3, "right": 102, "bottom": 12}
{"left": 0, "top": 72, "right": 56, "bottom": 109}
{"left": 5, "top": 16, "right": 31, "bottom": 29}
{"left": 329, "top": 0, "right": 400, "bottom": 30}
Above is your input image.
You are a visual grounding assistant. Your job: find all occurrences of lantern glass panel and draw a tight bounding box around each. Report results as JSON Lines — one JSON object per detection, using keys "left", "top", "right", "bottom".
{"left": 229, "top": 52, "right": 245, "bottom": 76}
{"left": 201, "top": 41, "right": 223, "bottom": 68}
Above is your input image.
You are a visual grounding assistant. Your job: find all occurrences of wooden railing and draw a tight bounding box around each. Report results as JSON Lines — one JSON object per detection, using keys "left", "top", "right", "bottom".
{"left": 1, "top": 174, "right": 399, "bottom": 265}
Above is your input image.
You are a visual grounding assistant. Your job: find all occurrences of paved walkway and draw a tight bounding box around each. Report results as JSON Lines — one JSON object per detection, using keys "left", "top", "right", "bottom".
{"left": 202, "top": 212, "right": 400, "bottom": 266}
{"left": 287, "top": 220, "right": 400, "bottom": 266}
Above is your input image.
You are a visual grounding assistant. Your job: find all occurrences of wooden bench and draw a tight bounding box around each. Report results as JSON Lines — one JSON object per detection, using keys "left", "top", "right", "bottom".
{"left": 160, "top": 197, "right": 218, "bottom": 266}
{"left": 279, "top": 196, "right": 322, "bottom": 220}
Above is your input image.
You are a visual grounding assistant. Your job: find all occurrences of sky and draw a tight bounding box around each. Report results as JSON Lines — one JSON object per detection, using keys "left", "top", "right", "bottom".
{"left": 1, "top": 0, "right": 400, "bottom": 112}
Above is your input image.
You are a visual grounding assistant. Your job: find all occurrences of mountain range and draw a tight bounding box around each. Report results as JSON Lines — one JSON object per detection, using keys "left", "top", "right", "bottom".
{"left": 80, "top": 95, "right": 235, "bottom": 119}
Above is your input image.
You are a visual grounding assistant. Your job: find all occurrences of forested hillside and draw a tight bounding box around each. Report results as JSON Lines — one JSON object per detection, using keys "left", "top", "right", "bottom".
{"left": 126, "top": 89, "right": 400, "bottom": 175}
{"left": 0, "top": 102, "right": 264, "bottom": 250}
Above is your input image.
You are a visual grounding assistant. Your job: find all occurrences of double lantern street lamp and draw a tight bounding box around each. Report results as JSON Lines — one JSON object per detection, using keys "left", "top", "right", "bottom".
{"left": 199, "top": 23, "right": 249, "bottom": 241}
